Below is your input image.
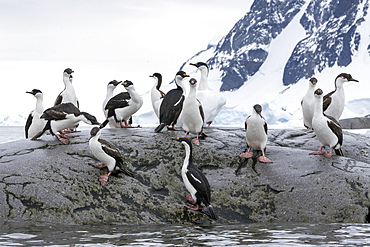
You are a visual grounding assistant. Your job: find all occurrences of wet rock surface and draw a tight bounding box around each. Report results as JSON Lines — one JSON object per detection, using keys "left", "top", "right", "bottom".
{"left": 0, "top": 127, "right": 369, "bottom": 225}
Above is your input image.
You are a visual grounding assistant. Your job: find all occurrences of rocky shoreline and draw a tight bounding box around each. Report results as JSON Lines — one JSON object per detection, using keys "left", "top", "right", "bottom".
{"left": 0, "top": 126, "right": 369, "bottom": 225}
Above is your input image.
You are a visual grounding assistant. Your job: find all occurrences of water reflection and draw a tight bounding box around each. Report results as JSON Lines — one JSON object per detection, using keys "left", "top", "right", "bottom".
{"left": 0, "top": 221, "right": 369, "bottom": 246}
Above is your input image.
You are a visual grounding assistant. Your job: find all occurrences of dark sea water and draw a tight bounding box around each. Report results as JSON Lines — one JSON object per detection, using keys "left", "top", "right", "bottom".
{"left": 0, "top": 221, "right": 370, "bottom": 246}
{"left": 1, "top": 127, "right": 370, "bottom": 246}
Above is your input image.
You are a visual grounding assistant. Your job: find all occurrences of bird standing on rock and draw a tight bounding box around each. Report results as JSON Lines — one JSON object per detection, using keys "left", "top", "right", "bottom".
{"left": 89, "top": 127, "right": 134, "bottom": 186}
{"left": 310, "top": 88, "right": 344, "bottom": 158}
{"left": 189, "top": 62, "right": 226, "bottom": 126}
{"left": 150, "top": 73, "right": 166, "bottom": 119}
{"left": 181, "top": 78, "right": 204, "bottom": 146}
{"left": 176, "top": 137, "right": 218, "bottom": 220}
{"left": 25, "top": 89, "right": 47, "bottom": 140}
{"left": 323, "top": 73, "right": 359, "bottom": 121}
{"left": 33, "top": 103, "right": 100, "bottom": 144}
{"left": 301, "top": 77, "right": 318, "bottom": 129}
{"left": 102, "top": 80, "right": 143, "bottom": 128}
{"left": 155, "top": 71, "right": 189, "bottom": 133}
{"left": 103, "top": 80, "right": 122, "bottom": 128}
{"left": 54, "top": 68, "right": 79, "bottom": 108}
{"left": 240, "top": 104, "right": 272, "bottom": 163}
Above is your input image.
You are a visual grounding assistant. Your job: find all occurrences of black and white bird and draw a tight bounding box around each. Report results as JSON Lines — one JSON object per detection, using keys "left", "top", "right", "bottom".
{"left": 323, "top": 73, "right": 358, "bottom": 121}
{"left": 33, "top": 103, "right": 100, "bottom": 144}
{"left": 154, "top": 71, "right": 189, "bottom": 133}
{"left": 149, "top": 73, "right": 166, "bottom": 119}
{"left": 301, "top": 77, "right": 318, "bottom": 129}
{"left": 102, "top": 80, "right": 143, "bottom": 128}
{"left": 102, "top": 80, "right": 122, "bottom": 128}
{"left": 310, "top": 88, "right": 344, "bottom": 158}
{"left": 181, "top": 78, "right": 204, "bottom": 146}
{"left": 54, "top": 68, "right": 79, "bottom": 108}
{"left": 89, "top": 127, "right": 134, "bottom": 186}
{"left": 25, "top": 89, "right": 47, "bottom": 140}
{"left": 189, "top": 62, "right": 226, "bottom": 126}
{"left": 176, "top": 137, "right": 218, "bottom": 220}
{"left": 240, "top": 104, "right": 272, "bottom": 163}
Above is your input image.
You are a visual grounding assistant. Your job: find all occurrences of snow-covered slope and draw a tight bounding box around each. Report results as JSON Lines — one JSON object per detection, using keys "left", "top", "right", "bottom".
{"left": 177, "top": 0, "right": 370, "bottom": 128}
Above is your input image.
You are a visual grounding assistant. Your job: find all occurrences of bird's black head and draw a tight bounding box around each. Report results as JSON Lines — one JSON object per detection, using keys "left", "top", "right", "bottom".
{"left": 90, "top": 126, "right": 100, "bottom": 137}
{"left": 176, "top": 71, "right": 189, "bottom": 78}
{"left": 176, "top": 137, "right": 192, "bottom": 146}
{"left": 82, "top": 112, "right": 100, "bottom": 125}
{"left": 309, "top": 77, "right": 318, "bottom": 86}
{"left": 189, "top": 78, "right": 197, "bottom": 86}
{"left": 190, "top": 62, "right": 208, "bottom": 69}
{"left": 314, "top": 88, "right": 323, "bottom": 96}
{"left": 336, "top": 73, "right": 359, "bottom": 83}
{"left": 253, "top": 104, "right": 262, "bottom": 115}
{"left": 123, "top": 80, "right": 134, "bottom": 87}
{"left": 108, "top": 80, "right": 122, "bottom": 86}
{"left": 150, "top": 73, "right": 162, "bottom": 79}
{"left": 26, "top": 89, "right": 42, "bottom": 95}
{"left": 64, "top": 68, "right": 74, "bottom": 74}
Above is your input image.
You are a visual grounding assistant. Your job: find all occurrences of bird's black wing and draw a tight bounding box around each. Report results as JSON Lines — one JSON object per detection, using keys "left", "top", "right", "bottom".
{"left": 99, "top": 138, "right": 122, "bottom": 158}
{"left": 25, "top": 112, "right": 33, "bottom": 138}
{"left": 105, "top": 92, "right": 130, "bottom": 110}
{"left": 325, "top": 114, "right": 343, "bottom": 146}
{"left": 323, "top": 91, "right": 335, "bottom": 112}
{"left": 197, "top": 99, "right": 205, "bottom": 124}
{"left": 186, "top": 164, "right": 211, "bottom": 205}
{"left": 159, "top": 89, "right": 184, "bottom": 125}
{"left": 54, "top": 93, "right": 63, "bottom": 106}
{"left": 41, "top": 103, "right": 80, "bottom": 120}
{"left": 244, "top": 116, "right": 251, "bottom": 131}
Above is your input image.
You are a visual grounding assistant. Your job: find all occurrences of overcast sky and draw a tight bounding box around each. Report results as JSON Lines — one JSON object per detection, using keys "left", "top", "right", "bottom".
{"left": 0, "top": 0, "right": 253, "bottom": 120}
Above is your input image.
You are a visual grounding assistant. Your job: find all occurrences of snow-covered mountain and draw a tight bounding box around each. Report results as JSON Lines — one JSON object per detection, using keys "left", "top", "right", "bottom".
{"left": 179, "top": 0, "right": 370, "bottom": 127}
{"left": 2, "top": 0, "right": 369, "bottom": 128}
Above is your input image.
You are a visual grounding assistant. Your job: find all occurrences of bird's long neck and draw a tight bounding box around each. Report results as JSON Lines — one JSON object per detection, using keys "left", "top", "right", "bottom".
{"left": 176, "top": 79, "right": 186, "bottom": 96}
{"left": 314, "top": 96, "right": 324, "bottom": 116}
{"left": 35, "top": 95, "right": 44, "bottom": 114}
{"left": 127, "top": 88, "right": 141, "bottom": 103}
{"left": 63, "top": 74, "right": 73, "bottom": 90}
{"left": 198, "top": 69, "right": 209, "bottom": 91}
{"left": 188, "top": 86, "right": 196, "bottom": 99}
{"left": 106, "top": 86, "right": 115, "bottom": 100}
{"left": 182, "top": 143, "right": 193, "bottom": 169}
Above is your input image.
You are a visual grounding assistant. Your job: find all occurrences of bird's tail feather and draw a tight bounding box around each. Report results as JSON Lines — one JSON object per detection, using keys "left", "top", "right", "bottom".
{"left": 335, "top": 148, "right": 344, "bottom": 156}
{"left": 203, "top": 205, "right": 218, "bottom": 220}
{"left": 154, "top": 123, "right": 166, "bottom": 133}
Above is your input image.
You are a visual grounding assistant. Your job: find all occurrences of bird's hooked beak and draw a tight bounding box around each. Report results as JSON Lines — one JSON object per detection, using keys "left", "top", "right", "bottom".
{"left": 26, "top": 91, "right": 33, "bottom": 94}
{"left": 350, "top": 78, "right": 359, "bottom": 83}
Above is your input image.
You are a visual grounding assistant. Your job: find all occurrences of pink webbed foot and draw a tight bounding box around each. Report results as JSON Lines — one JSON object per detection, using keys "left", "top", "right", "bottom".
{"left": 192, "top": 138, "right": 200, "bottom": 146}
{"left": 240, "top": 152, "right": 254, "bottom": 158}
{"left": 88, "top": 163, "right": 107, "bottom": 169}
{"left": 309, "top": 150, "right": 326, "bottom": 155}
{"left": 258, "top": 156, "right": 273, "bottom": 163}
{"left": 206, "top": 121, "right": 212, "bottom": 127}
{"left": 324, "top": 153, "right": 332, "bottom": 158}
{"left": 99, "top": 172, "right": 111, "bottom": 186}
{"left": 186, "top": 204, "right": 200, "bottom": 211}
{"left": 56, "top": 134, "right": 69, "bottom": 144}
{"left": 186, "top": 192, "right": 196, "bottom": 205}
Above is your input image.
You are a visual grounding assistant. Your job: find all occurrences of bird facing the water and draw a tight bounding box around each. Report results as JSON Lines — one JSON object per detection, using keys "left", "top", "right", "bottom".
{"left": 176, "top": 137, "right": 218, "bottom": 220}
{"left": 89, "top": 127, "right": 134, "bottom": 186}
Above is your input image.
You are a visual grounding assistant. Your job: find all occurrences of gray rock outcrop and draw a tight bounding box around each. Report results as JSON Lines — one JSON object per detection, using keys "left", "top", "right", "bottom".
{"left": 0, "top": 127, "right": 369, "bottom": 225}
